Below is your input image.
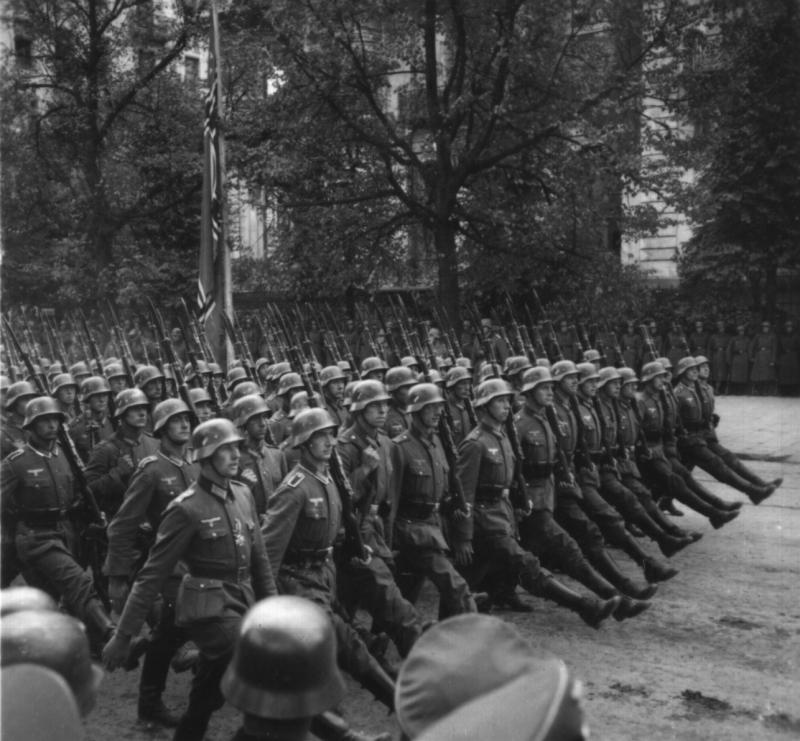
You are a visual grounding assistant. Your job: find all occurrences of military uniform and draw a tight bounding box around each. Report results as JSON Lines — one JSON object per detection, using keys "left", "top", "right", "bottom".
{"left": 85, "top": 429, "right": 159, "bottom": 518}
{"left": 337, "top": 422, "right": 424, "bottom": 657}
{"left": 446, "top": 396, "right": 472, "bottom": 445}
{"left": 726, "top": 331, "right": 751, "bottom": 392}
{"left": 267, "top": 410, "right": 292, "bottom": 446}
{"left": 0, "top": 442, "right": 105, "bottom": 627}
{"left": 384, "top": 402, "right": 409, "bottom": 439}
{"left": 117, "top": 473, "right": 275, "bottom": 741}
{"left": 68, "top": 411, "right": 114, "bottom": 463}
{"left": 323, "top": 397, "right": 348, "bottom": 429}
{"left": 236, "top": 441, "right": 288, "bottom": 517}
{"left": 0, "top": 412, "right": 27, "bottom": 460}
{"left": 390, "top": 424, "right": 475, "bottom": 617}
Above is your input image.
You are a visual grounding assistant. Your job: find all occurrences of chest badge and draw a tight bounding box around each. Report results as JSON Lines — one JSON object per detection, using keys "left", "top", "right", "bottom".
{"left": 200, "top": 516, "right": 221, "bottom": 527}
{"left": 26, "top": 468, "right": 44, "bottom": 477}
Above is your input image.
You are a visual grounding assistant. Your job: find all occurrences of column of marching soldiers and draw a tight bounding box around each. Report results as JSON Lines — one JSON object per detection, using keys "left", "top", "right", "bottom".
{"left": 0, "top": 299, "right": 784, "bottom": 741}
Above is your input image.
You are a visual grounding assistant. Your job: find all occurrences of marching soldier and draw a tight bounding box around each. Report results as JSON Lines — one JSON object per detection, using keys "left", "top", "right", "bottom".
{"left": 444, "top": 366, "right": 473, "bottom": 446}
{"left": 320, "top": 364, "right": 348, "bottom": 428}
{"left": 261, "top": 407, "right": 397, "bottom": 711}
{"left": 384, "top": 366, "right": 416, "bottom": 438}
{"left": 69, "top": 376, "right": 114, "bottom": 463}
{"left": 360, "top": 356, "right": 388, "bottom": 384}
{"left": 134, "top": 365, "right": 165, "bottom": 433}
{"left": 189, "top": 386, "right": 216, "bottom": 423}
{"left": 0, "top": 397, "right": 116, "bottom": 647}
{"left": 453, "top": 378, "right": 619, "bottom": 628}
{"left": 51, "top": 373, "right": 79, "bottom": 424}
{"left": 105, "top": 398, "right": 199, "bottom": 728}
{"left": 1, "top": 380, "right": 37, "bottom": 459}
{"left": 104, "top": 363, "right": 130, "bottom": 396}
{"left": 749, "top": 320, "right": 777, "bottom": 395}
{"left": 103, "top": 418, "right": 276, "bottom": 740}
{"left": 267, "top": 372, "right": 305, "bottom": 446}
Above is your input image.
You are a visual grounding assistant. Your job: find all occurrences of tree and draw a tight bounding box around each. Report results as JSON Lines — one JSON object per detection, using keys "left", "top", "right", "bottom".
{"left": 225, "top": 0, "right": 676, "bottom": 321}
{"left": 1, "top": 0, "right": 205, "bottom": 308}
{"left": 658, "top": 0, "right": 800, "bottom": 315}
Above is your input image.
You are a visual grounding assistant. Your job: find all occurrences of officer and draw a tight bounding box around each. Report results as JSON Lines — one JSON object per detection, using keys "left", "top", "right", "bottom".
{"left": 453, "top": 378, "right": 619, "bottom": 628}
{"left": 69, "top": 375, "right": 114, "bottom": 462}
{"left": 261, "top": 407, "right": 396, "bottom": 711}
{"left": 515, "top": 367, "right": 650, "bottom": 621}
{"left": 695, "top": 356, "right": 782, "bottom": 495}
{"left": 105, "top": 398, "right": 199, "bottom": 728}
{"left": 134, "top": 365, "right": 166, "bottom": 432}
{"left": 223, "top": 595, "right": 389, "bottom": 741}
{"left": 550, "top": 361, "right": 676, "bottom": 589}
{"left": 0, "top": 380, "right": 37, "bottom": 459}
{"left": 267, "top": 372, "right": 305, "bottom": 445}
{"left": 444, "top": 366, "right": 474, "bottom": 446}
{"left": 104, "top": 362, "right": 129, "bottom": 396}
{"left": 2, "top": 609, "right": 104, "bottom": 718}
{"left": 396, "top": 614, "right": 590, "bottom": 741}
{"left": 635, "top": 361, "right": 742, "bottom": 528}
{"left": 51, "top": 373, "right": 79, "bottom": 423}
{"left": 320, "top": 364, "right": 348, "bottom": 428}
{"left": 337, "top": 380, "right": 426, "bottom": 659}
{"left": 384, "top": 366, "right": 416, "bottom": 438}
{"left": 85, "top": 388, "right": 159, "bottom": 519}
{"left": 189, "top": 386, "right": 216, "bottom": 423}
{"left": 0, "top": 397, "right": 116, "bottom": 646}
{"left": 361, "top": 356, "right": 388, "bottom": 383}
{"left": 673, "top": 357, "right": 776, "bottom": 505}
{"left": 591, "top": 366, "right": 695, "bottom": 556}
{"left": 103, "top": 418, "right": 276, "bottom": 741}
{"left": 234, "top": 394, "right": 288, "bottom": 519}
{"left": 390, "top": 383, "right": 477, "bottom": 618}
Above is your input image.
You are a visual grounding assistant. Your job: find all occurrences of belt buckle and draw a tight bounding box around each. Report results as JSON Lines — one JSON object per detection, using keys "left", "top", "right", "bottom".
{"left": 501, "top": 488, "right": 510, "bottom": 498}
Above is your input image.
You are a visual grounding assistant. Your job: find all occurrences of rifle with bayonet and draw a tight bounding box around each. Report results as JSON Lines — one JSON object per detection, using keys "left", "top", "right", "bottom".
{"left": 106, "top": 301, "right": 137, "bottom": 388}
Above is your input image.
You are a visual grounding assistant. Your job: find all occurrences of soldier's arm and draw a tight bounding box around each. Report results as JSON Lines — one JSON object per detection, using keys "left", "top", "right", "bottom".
{"left": 261, "top": 483, "right": 304, "bottom": 575}
{"left": 104, "top": 461, "right": 158, "bottom": 579}
{"left": 85, "top": 444, "right": 130, "bottom": 504}
{"left": 336, "top": 438, "right": 373, "bottom": 503}
{"left": 0, "top": 457, "right": 21, "bottom": 518}
{"left": 116, "top": 503, "right": 197, "bottom": 638}
{"left": 245, "top": 494, "right": 277, "bottom": 598}
{"left": 452, "top": 437, "right": 479, "bottom": 544}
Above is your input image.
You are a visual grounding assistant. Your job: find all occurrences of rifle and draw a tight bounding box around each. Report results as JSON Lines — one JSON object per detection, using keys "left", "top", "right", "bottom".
{"left": 288, "top": 346, "right": 369, "bottom": 562}
{"left": 106, "top": 301, "right": 137, "bottom": 388}
{"left": 220, "top": 311, "right": 255, "bottom": 382}
{"left": 354, "top": 304, "right": 379, "bottom": 358}
{"left": 591, "top": 323, "right": 608, "bottom": 367}
{"left": 504, "top": 293, "right": 526, "bottom": 356}
{"left": 639, "top": 324, "right": 659, "bottom": 363}
{"left": 605, "top": 323, "right": 624, "bottom": 368}
{"left": 146, "top": 299, "right": 199, "bottom": 427}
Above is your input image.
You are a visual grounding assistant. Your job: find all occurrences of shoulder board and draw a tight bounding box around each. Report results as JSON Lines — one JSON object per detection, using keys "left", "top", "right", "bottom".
{"left": 167, "top": 486, "right": 196, "bottom": 509}
{"left": 136, "top": 455, "right": 158, "bottom": 472}
{"left": 284, "top": 470, "right": 305, "bottom": 488}
{"left": 6, "top": 449, "right": 25, "bottom": 461}
{"left": 464, "top": 427, "right": 481, "bottom": 442}
{"left": 393, "top": 431, "right": 410, "bottom": 444}
{"left": 337, "top": 429, "right": 358, "bottom": 444}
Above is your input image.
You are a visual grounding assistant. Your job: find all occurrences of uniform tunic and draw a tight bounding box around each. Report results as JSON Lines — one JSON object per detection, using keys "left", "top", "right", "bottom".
{"left": 749, "top": 331, "right": 777, "bottom": 383}
{"left": 69, "top": 411, "right": 114, "bottom": 463}
{"left": 727, "top": 334, "right": 751, "bottom": 385}
{"left": 777, "top": 329, "right": 800, "bottom": 388}
{"left": 0, "top": 413, "right": 27, "bottom": 459}
{"left": 707, "top": 331, "right": 730, "bottom": 386}
{"left": 383, "top": 403, "right": 409, "bottom": 439}
{"left": 446, "top": 396, "right": 472, "bottom": 446}
{"left": 236, "top": 441, "right": 287, "bottom": 517}
{"left": 267, "top": 410, "right": 292, "bottom": 447}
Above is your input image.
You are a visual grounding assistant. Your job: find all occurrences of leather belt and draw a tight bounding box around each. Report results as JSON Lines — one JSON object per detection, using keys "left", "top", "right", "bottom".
{"left": 192, "top": 566, "right": 251, "bottom": 582}
{"left": 397, "top": 501, "right": 438, "bottom": 520}
{"left": 475, "top": 486, "right": 509, "bottom": 503}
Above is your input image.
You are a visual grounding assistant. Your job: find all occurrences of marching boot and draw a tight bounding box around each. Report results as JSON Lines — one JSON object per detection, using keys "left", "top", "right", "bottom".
{"left": 137, "top": 640, "right": 181, "bottom": 728}
{"left": 613, "top": 595, "right": 652, "bottom": 622}
{"left": 591, "top": 549, "right": 658, "bottom": 600}
{"left": 311, "top": 711, "right": 392, "bottom": 741}
{"left": 358, "top": 656, "right": 396, "bottom": 711}
{"left": 572, "top": 560, "right": 619, "bottom": 599}
{"left": 684, "top": 474, "right": 742, "bottom": 511}
{"left": 173, "top": 714, "right": 212, "bottom": 741}
{"left": 709, "top": 507, "right": 741, "bottom": 528}
{"left": 618, "top": 535, "right": 679, "bottom": 582}
{"left": 721, "top": 453, "right": 770, "bottom": 488}
{"left": 748, "top": 483, "right": 776, "bottom": 506}
{"left": 631, "top": 512, "right": 693, "bottom": 558}
{"left": 525, "top": 572, "right": 620, "bottom": 629}
{"left": 659, "top": 498, "right": 684, "bottom": 516}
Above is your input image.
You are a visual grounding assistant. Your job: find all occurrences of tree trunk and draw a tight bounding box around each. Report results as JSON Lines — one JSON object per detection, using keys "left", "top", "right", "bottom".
{"left": 433, "top": 218, "right": 460, "bottom": 327}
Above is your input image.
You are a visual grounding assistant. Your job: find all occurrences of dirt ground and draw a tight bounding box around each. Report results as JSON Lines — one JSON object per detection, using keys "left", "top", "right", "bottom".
{"left": 86, "top": 459, "right": 800, "bottom": 740}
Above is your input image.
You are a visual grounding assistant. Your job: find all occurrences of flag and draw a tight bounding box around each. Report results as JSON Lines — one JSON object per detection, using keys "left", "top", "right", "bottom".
{"left": 198, "top": 0, "right": 231, "bottom": 367}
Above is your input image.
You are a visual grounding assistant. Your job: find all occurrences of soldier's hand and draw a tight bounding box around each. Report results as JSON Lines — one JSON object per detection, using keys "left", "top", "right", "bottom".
{"left": 452, "top": 542, "right": 473, "bottom": 566}
{"left": 108, "top": 577, "right": 130, "bottom": 615}
{"left": 102, "top": 631, "right": 132, "bottom": 671}
{"left": 362, "top": 445, "right": 381, "bottom": 472}
{"left": 117, "top": 454, "right": 135, "bottom": 476}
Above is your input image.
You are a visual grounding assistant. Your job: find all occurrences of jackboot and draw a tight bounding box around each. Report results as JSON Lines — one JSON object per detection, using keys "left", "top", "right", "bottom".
{"left": 591, "top": 549, "right": 658, "bottom": 600}
{"left": 137, "top": 700, "right": 181, "bottom": 729}
{"left": 656, "top": 532, "right": 695, "bottom": 558}
{"left": 311, "top": 711, "right": 392, "bottom": 741}
{"left": 709, "top": 508, "right": 741, "bottom": 528}
{"left": 613, "top": 596, "right": 652, "bottom": 622}
{"left": 721, "top": 453, "right": 769, "bottom": 487}
{"left": 572, "top": 560, "right": 619, "bottom": 599}
{"left": 617, "top": 532, "right": 679, "bottom": 583}
{"left": 749, "top": 483, "right": 776, "bottom": 506}
{"left": 138, "top": 639, "right": 181, "bottom": 728}
{"left": 358, "top": 656, "right": 396, "bottom": 711}
{"left": 659, "top": 498, "right": 684, "bottom": 516}
{"left": 526, "top": 573, "right": 620, "bottom": 629}
{"left": 684, "top": 474, "right": 742, "bottom": 511}
{"left": 174, "top": 713, "right": 212, "bottom": 741}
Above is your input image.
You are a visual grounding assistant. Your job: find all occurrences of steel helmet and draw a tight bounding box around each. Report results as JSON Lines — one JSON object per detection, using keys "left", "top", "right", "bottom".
{"left": 336, "top": 360, "right": 352, "bottom": 374}
{"left": 618, "top": 367, "right": 639, "bottom": 385}
{"left": 401, "top": 356, "right": 419, "bottom": 369}
{"left": 0, "top": 586, "right": 58, "bottom": 617}
{"left": 1, "top": 610, "right": 104, "bottom": 718}
{"left": 254, "top": 357, "right": 270, "bottom": 375}
{"left": 209, "top": 362, "right": 223, "bottom": 377}
{"left": 104, "top": 363, "right": 127, "bottom": 381}
{"left": 349, "top": 380, "right": 391, "bottom": 412}
{"left": 5, "top": 381, "right": 38, "bottom": 410}
{"left": 551, "top": 360, "right": 579, "bottom": 383}
{"left": 184, "top": 359, "right": 210, "bottom": 383}
{"left": 276, "top": 372, "right": 304, "bottom": 398}
{"left": 455, "top": 356, "right": 473, "bottom": 372}
{"left": 675, "top": 356, "right": 701, "bottom": 378}
{"left": 360, "top": 356, "right": 388, "bottom": 375}
{"left": 521, "top": 367, "right": 553, "bottom": 393}
{"left": 576, "top": 363, "right": 600, "bottom": 384}
{"left": 269, "top": 361, "right": 292, "bottom": 382}
{"left": 0, "top": 374, "right": 9, "bottom": 391}
{"left": 288, "top": 391, "right": 323, "bottom": 419}
{"left": 80, "top": 376, "right": 111, "bottom": 400}
{"left": 226, "top": 366, "right": 249, "bottom": 390}
{"left": 474, "top": 378, "right": 514, "bottom": 408}
{"left": 695, "top": 355, "right": 710, "bottom": 366}
{"left": 291, "top": 408, "right": 336, "bottom": 448}
{"left": 385, "top": 366, "right": 417, "bottom": 393}
{"left": 342, "top": 381, "right": 357, "bottom": 408}
{"left": 192, "top": 418, "right": 243, "bottom": 461}
{"left": 221, "top": 596, "right": 346, "bottom": 719}
{"left": 102, "top": 357, "right": 120, "bottom": 368}
{"left": 47, "top": 361, "right": 64, "bottom": 376}
{"left": 134, "top": 365, "right": 164, "bottom": 388}
{"left": 23, "top": 396, "right": 65, "bottom": 428}
{"left": 319, "top": 365, "right": 346, "bottom": 387}
{"left": 113, "top": 388, "right": 150, "bottom": 418}
{"left": 188, "top": 387, "right": 213, "bottom": 406}
{"left": 68, "top": 361, "right": 90, "bottom": 379}
{"left": 582, "top": 349, "right": 601, "bottom": 363}
{"left": 445, "top": 366, "right": 472, "bottom": 389}
{"left": 477, "top": 362, "right": 499, "bottom": 382}
{"left": 234, "top": 394, "right": 270, "bottom": 428}
{"left": 230, "top": 380, "right": 261, "bottom": 402}
{"left": 597, "top": 367, "right": 622, "bottom": 388}
{"left": 503, "top": 356, "right": 532, "bottom": 378}
{"left": 656, "top": 356, "right": 673, "bottom": 372}
{"left": 640, "top": 361, "right": 668, "bottom": 383}
{"left": 152, "top": 399, "right": 191, "bottom": 436}
{"left": 51, "top": 373, "right": 77, "bottom": 394}
{"left": 427, "top": 368, "right": 443, "bottom": 385}
{"left": 537, "top": 358, "right": 552, "bottom": 370}
{"left": 406, "top": 383, "right": 445, "bottom": 413}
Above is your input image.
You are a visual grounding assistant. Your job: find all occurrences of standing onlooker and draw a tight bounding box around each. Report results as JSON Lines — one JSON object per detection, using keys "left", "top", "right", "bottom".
{"left": 726, "top": 324, "right": 751, "bottom": 395}
{"left": 749, "top": 320, "right": 777, "bottom": 395}
{"left": 707, "top": 320, "right": 731, "bottom": 394}
{"left": 777, "top": 319, "right": 800, "bottom": 396}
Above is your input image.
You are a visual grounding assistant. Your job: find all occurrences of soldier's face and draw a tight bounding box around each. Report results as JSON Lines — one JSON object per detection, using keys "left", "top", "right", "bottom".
{"left": 452, "top": 379, "right": 471, "bottom": 400}
{"left": 698, "top": 363, "right": 710, "bottom": 379}
{"left": 31, "top": 414, "right": 60, "bottom": 441}
{"left": 487, "top": 395, "right": 511, "bottom": 423}
{"left": 57, "top": 387, "right": 76, "bottom": 405}
{"left": 363, "top": 400, "right": 389, "bottom": 428}
{"left": 326, "top": 380, "right": 345, "bottom": 400}
{"left": 651, "top": 374, "right": 665, "bottom": 391}
{"left": 560, "top": 375, "right": 578, "bottom": 395}
{"left": 306, "top": 429, "right": 335, "bottom": 461}
{"left": 246, "top": 413, "right": 268, "bottom": 442}
{"left": 417, "top": 402, "right": 443, "bottom": 429}
{"left": 211, "top": 442, "right": 240, "bottom": 477}
{"left": 621, "top": 382, "right": 636, "bottom": 399}
{"left": 364, "top": 370, "right": 386, "bottom": 383}
{"left": 395, "top": 387, "right": 411, "bottom": 406}
{"left": 683, "top": 367, "right": 699, "bottom": 382}
{"left": 88, "top": 394, "right": 108, "bottom": 414}
{"left": 602, "top": 380, "right": 621, "bottom": 398}
{"left": 580, "top": 379, "right": 598, "bottom": 397}
{"left": 124, "top": 405, "right": 149, "bottom": 429}
{"left": 531, "top": 383, "right": 553, "bottom": 406}
{"left": 109, "top": 378, "right": 126, "bottom": 394}
{"left": 166, "top": 413, "right": 191, "bottom": 444}
{"left": 143, "top": 379, "right": 163, "bottom": 401}
{"left": 196, "top": 403, "right": 214, "bottom": 423}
